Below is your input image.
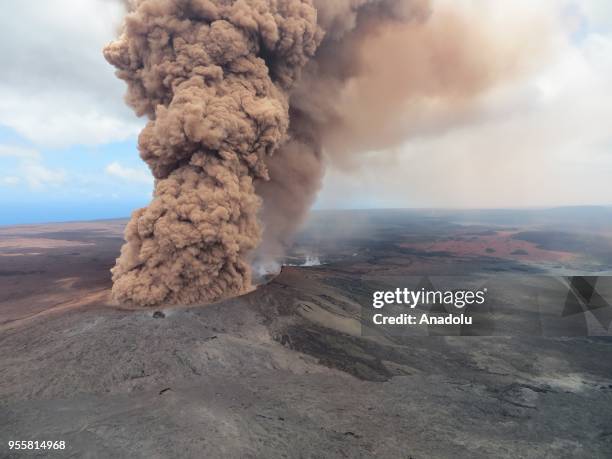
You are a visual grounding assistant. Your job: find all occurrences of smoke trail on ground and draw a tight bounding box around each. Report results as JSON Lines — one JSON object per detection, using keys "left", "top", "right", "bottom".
{"left": 106, "top": 0, "right": 538, "bottom": 306}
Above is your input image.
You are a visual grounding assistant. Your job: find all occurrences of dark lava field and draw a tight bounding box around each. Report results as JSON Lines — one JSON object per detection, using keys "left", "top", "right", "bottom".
{"left": 1, "top": 208, "right": 611, "bottom": 458}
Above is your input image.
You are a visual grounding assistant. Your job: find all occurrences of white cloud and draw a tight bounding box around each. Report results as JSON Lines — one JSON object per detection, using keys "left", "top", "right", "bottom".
{"left": 580, "top": 0, "right": 612, "bottom": 31}
{"left": 0, "top": 92, "right": 142, "bottom": 148}
{"left": 0, "top": 144, "right": 66, "bottom": 190}
{"left": 106, "top": 162, "right": 153, "bottom": 184}
{"left": 0, "top": 176, "right": 21, "bottom": 186}
{"left": 0, "top": 145, "right": 41, "bottom": 161}
{"left": 0, "top": 0, "right": 143, "bottom": 147}
{"left": 22, "top": 163, "right": 66, "bottom": 190}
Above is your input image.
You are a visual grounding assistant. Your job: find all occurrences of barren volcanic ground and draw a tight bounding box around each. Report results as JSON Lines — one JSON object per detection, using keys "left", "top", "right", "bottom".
{"left": 1, "top": 209, "right": 612, "bottom": 458}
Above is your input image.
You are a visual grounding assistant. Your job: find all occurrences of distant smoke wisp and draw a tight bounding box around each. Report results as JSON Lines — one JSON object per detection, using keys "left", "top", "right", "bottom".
{"left": 105, "top": 0, "right": 536, "bottom": 306}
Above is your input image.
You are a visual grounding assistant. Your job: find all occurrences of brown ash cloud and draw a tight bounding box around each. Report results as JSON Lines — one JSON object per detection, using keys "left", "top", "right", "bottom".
{"left": 105, "top": 0, "right": 321, "bottom": 305}
{"left": 105, "top": 0, "right": 534, "bottom": 306}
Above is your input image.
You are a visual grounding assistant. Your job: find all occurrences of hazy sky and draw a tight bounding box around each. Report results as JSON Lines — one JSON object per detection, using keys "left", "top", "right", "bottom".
{"left": 0, "top": 0, "right": 610, "bottom": 224}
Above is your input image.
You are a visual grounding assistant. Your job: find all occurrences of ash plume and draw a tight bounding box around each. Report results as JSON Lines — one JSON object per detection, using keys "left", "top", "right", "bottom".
{"left": 105, "top": 0, "right": 321, "bottom": 305}
{"left": 105, "top": 0, "right": 536, "bottom": 306}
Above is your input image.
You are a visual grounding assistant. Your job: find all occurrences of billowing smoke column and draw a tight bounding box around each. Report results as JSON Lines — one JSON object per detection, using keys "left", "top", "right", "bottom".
{"left": 106, "top": 0, "right": 529, "bottom": 306}
{"left": 104, "top": 0, "right": 322, "bottom": 305}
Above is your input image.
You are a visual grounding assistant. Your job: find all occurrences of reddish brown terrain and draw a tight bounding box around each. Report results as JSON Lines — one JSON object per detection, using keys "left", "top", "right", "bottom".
{"left": 400, "top": 230, "right": 576, "bottom": 263}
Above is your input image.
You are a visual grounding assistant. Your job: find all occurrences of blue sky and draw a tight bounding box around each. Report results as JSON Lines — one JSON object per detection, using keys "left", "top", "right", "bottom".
{"left": 0, "top": 127, "right": 151, "bottom": 224}
{"left": 0, "top": 132, "right": 150, "bottom": 224}
{"left": 0, "top": 0, "right": 611, "bottom": 225}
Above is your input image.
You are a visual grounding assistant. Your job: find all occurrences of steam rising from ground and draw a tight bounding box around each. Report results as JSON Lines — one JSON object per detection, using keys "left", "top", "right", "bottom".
{"left": 105, "top": 0, "right": 539, "bottom": 306}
